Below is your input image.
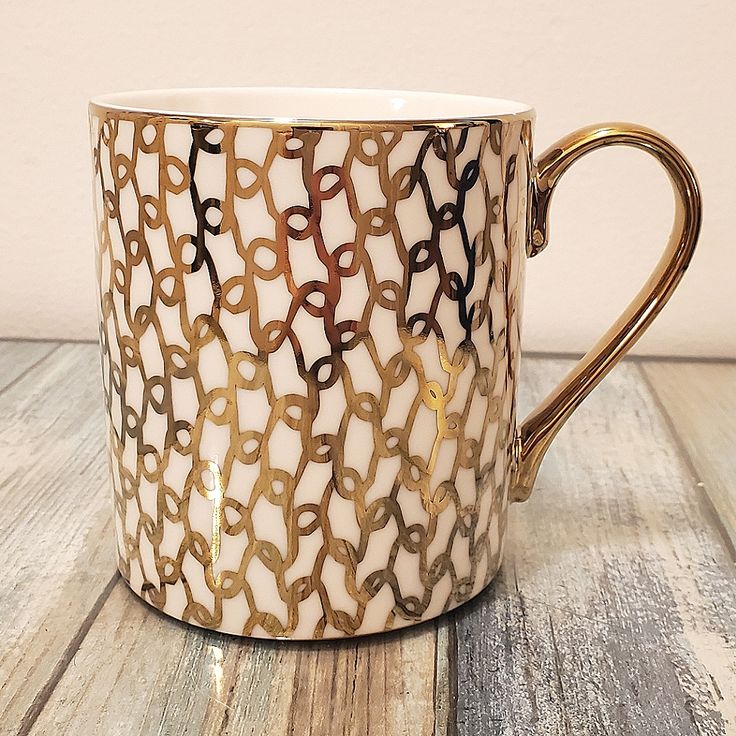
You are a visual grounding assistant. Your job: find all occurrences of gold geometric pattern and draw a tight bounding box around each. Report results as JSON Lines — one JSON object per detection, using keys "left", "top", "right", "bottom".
{"left": 90, "top": 107, "right": 530, "bottom": 638}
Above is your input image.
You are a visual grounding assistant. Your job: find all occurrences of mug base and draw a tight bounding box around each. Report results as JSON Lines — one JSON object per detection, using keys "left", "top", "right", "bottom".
{"left": 119, "top": 555, "right": 503, "bottom": 641}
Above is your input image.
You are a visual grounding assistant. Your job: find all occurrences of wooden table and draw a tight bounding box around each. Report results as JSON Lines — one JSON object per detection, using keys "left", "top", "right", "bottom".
{"left": 1, "top": 339, "right": 734, "bottom": 736}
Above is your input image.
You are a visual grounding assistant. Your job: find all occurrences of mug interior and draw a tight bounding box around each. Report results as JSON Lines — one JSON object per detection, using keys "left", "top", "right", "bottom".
{"left": 89, "top": 87, "right": 533, "bottom": 123}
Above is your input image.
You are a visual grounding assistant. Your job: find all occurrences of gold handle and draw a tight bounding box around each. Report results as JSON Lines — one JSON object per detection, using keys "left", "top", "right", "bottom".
{"left": 511, "top": 123, "right": 702, "bottom": 502}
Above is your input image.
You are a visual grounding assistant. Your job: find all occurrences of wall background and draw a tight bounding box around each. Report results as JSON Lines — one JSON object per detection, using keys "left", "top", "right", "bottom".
{"left": 1, "top": 0, "right": 733, "bottom": 357}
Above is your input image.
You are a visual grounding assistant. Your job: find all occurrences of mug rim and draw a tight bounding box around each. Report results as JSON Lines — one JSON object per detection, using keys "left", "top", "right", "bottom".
{"left": 89, "top": 86, "right": 535, "bottom": 128}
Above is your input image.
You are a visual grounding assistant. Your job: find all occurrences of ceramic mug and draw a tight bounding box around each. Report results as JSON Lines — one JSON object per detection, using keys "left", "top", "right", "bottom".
{"left": 89, "top": 88, "right": 701, "bottom": 639}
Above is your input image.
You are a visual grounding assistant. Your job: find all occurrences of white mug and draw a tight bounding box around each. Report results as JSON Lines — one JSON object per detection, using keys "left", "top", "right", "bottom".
{"left": 89, "top": 88, "right": 700, "bottom": 639}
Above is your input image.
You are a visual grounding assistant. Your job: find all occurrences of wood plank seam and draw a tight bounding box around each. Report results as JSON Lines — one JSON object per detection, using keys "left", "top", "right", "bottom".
{"left": 638, "top": 364, "right": 736, "bottom": 561}
{"left": 14, "top": 573, "right": 119, "bottom": 736}
{"left": 0, "top": 337, "right": 97, "bottom": 346}
{"left": 0, "top": 343, "right": 60, "bottom": 398}
{"left": 446, "top": 618, "right": 458, "bottom": 736}
{"left": 286, "top": 648, "right": 303, "bottom": 735}
{"left": 433, "top": 618, "right": 458, "bottom": 736}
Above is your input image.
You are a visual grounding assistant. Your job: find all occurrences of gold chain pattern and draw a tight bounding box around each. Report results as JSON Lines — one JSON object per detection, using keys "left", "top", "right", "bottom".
{"left": 90, "top": 109, "right": 530, "bottom": 638}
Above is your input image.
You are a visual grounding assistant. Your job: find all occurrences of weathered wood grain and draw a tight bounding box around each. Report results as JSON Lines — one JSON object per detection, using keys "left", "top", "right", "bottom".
{"left": 454, "top": 358, "right": 736, "bottom": 736}
{"left": 27, "top": 578, "right": 442, "bottom": 735}
{"left": 0, "top": 341, "right": 59, "bottom": 392}
{"left": 8, "top": 338, "right": 443, "bottom": 736}
{"left": 25, "top": 580, "right": 298, "bottom": 735}
{"left": 5, "top": 341, "right": 736, "bottom": 736}
{"left": 641, "top": 360, "right": 736, "bottom": 549}
{"left": 0, "top": 342, "right": 116, "bottom": 735}
{"left": 286, "top": 624, "right": 440, "bottom": 736}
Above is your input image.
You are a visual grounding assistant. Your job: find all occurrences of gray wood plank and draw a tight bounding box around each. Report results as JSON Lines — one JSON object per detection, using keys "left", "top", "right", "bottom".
{"left": 7, "top": 337, "right": 442, "bottom": 736}
{"left": 8, "top": 345, "right": 736, "bottom": 736}
{"left": 0, "top": 341, "right": 59, "bottom": 393}
{"left": 641, "top": 360, "right": 736, "bottom": 550}
{"left": 27, "top": 579, "right": 297, "bottom": 736}
{"left": 28, "top": 578, "right": 441, "bottom": 735}
{"left": 284, "top": 621, "right": 440, "bottom": 736}
{"left": 0, "top": 342, "right": 116, "bottom": 735}
{"left": 454, "top": 358, "right": 736, "bottom": 736}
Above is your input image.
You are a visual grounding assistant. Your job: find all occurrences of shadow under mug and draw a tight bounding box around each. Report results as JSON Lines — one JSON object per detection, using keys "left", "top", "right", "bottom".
{"left": 89, "top": 88, "right": 701, "bottom": 639}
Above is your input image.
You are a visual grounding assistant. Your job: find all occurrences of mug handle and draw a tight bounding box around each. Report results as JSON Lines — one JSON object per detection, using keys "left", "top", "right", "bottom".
{"left": 511, "top": 123, "right": 702, "bottom": 502}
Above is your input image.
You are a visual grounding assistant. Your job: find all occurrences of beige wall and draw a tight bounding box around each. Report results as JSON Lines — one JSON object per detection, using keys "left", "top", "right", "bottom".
{"left": 1, "top": 0, "right": 733, "bottom": 356}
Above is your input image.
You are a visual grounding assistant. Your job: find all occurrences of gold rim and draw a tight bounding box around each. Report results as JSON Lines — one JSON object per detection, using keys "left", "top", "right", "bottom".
{"left": 89, "top": 103, "right": 536, "bottom": 130}
{"left": 88, "top": 87, "right": 535, "bottom": 130}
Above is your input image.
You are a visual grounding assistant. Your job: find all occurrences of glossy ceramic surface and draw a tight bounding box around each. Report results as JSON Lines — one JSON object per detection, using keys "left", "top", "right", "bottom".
{"left": 89, "top": 88, "right": 700, "bottom": 638}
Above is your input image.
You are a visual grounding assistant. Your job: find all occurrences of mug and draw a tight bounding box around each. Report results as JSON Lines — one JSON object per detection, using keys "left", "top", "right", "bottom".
{"left": 89, "top": 88, "right": 701, "bottom": 639}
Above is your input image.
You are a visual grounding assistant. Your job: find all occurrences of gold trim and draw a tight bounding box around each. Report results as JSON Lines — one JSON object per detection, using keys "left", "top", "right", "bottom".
{"left": 88, "top": 102, "right": 535, "bottom": 131}
{"left": 88, "top": 87, "right": 534, "bottom": 130}
{"left": 511, "top": 123, "right": 702, "bottom": 502}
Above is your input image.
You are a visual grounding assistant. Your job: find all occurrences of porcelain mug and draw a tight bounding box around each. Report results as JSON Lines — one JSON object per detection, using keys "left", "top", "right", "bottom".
{"left": 89, "top": 88, "right": 701, "bottom": 639}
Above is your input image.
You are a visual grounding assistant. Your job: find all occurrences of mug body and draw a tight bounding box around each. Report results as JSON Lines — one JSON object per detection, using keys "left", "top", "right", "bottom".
{"left": 89, "top": 88, "right": 533, "bottom": 639}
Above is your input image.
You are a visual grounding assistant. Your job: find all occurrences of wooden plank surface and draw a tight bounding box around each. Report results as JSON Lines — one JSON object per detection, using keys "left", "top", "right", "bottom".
{"left": 1, "top": 341, "right": 734, "bottom": 736}
{"left": 0, "top": 342, "right": 117, "bottom": 736}
{"left": 0, "top": 341, "right": 59, "bottom": 392}
{"left": 27, "top": 579, "right": 444, "bottom": 736}
{"left": 455, "top": 359, "right": 736, "bottom": 735}
{"left": 641, "top": 360, "right": 736, "bottom": 549}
